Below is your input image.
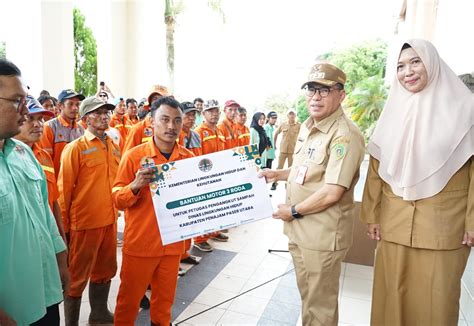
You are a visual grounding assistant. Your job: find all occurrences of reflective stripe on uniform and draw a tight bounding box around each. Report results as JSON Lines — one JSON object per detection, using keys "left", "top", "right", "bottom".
{"left": 112, "top": 186, "right": 123, "bottom": 193}
{"left": 41, "top": 165, "right": 55, "bottom": 174}
{"left": 203, "top": 135, "right": 217, "bottom": 142}
{"left": 238, "top": 133, "right": 250, "bottom": 139}
{"left": 141, "top": 137, "right": 152, "bottom": 143}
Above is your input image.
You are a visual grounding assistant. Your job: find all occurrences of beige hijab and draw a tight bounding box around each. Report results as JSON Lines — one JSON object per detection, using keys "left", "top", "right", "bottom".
{"left": 368, "top": 39, "right": 474, "bottom": 200}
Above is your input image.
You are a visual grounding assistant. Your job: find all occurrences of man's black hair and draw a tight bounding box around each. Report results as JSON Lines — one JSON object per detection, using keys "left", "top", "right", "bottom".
{"left": 0, "top": 59, "right": 21, "bottom": 76}
{"left": 150, "top": 96, "right": 182, "bottom": 118}
{"left": 237, "top": 107, "right": 247, "bottom": 114}
{"left": 193, "top": 97, "right": 204, "bottom": 104}
{"left": 126, "top": 98, "right": 137, "bottom": 106}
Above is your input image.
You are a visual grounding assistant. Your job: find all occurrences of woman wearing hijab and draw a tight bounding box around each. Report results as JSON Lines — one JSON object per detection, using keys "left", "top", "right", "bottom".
{"left": 250, "top": 112, "right": 270, "bottom": 167}
{"left": 360, "top": 39, "right": 474, "bottom": 325}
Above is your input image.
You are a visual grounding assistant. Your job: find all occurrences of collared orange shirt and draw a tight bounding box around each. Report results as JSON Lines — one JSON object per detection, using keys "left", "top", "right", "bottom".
{"left": 112, "top": 142, "right": 194, "bottom": 257}
{"left": 195, "top": 123, "right": 225, "bottom": 154}
{"left": 235, "top": 123, "right": 250, "bottom": 146}
{"left": 32, "top": 143, "right": 58, "bottom": 210}
{"left": 178, "top": 129, "right": 202, "bottom": 156}
{"left": 58, "top": 129, "right": 121, "bottom": 232}
{"left": 109, "top": 113, "right": 132, "bottom": 143}
{"left": 123, "top": 116, "right": 153, "bottom": 154}
{"left": 39, "top": 115, "right": 84, "bottom": 178}
{"left": 217, "top": 117, "right": 238, "bottom": 149}
{"left": 126, "top": 114, "right": 140, "bottom": 125}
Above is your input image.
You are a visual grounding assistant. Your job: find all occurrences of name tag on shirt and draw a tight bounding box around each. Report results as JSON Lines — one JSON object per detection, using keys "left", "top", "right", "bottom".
{"left": 295, "top": 165, "right": 308, "bottom": 185}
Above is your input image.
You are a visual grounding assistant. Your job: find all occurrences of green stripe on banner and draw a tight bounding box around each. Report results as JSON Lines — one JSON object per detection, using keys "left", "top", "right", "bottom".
{"left": 166, "top": 183, "right": 253, "bottom": 209}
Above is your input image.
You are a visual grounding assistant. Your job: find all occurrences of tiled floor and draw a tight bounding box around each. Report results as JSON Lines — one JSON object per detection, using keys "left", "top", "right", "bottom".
{"left": 59, "top": 180, "right": 474, "bottom": 325}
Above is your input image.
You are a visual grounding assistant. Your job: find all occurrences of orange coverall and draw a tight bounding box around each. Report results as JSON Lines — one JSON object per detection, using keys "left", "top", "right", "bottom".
{"left": 217, "top": 117, "right": 239, "bottom": 149}
{"left": 193, "top": 123, "right": 225, "bottom": 244}
{"left": 235, "top": 123, "right": 251, "bottom": 146}
{"left": 112, "top": 141, "right": 193, "bottom": 325}
{"left": 126, "top": 114, "right": 140, "bottom": 125}
{"left": 109, "top": 113, "right": 132, "bottom": 146}
{"left": 122, "top": 116, "right": 153, "bottom": 154}
{"left": 177, "top": 129, "right": 202, "bottom": 257}
{"left": 58, "top": 130, "right": 120, "bottom": 298}
{"left": 39, "top": 115, "right": 84, "bottom": 178}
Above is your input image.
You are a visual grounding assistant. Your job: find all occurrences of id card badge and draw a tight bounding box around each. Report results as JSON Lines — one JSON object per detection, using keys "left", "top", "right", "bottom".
{"left": 140, "top": 157, "right": 159, "bottom": 183}
{"left": 295, "top": 165, "right": 308, "bottom": 185}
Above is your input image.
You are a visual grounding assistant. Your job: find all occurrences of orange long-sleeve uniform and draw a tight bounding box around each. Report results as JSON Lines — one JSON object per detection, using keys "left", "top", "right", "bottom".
{"left": 58, "top": 130, "right": 120, "bottom": 231}
{"left": 177, "top": 129, "right": 202, "bottom": 257}
{"left": 235, "top": 123, "right": 251, "bottom": 146}
{"left": 193, "top": 123, "right": 225, "bottom": 245}
{"left": 122, "top": 116, "right": 153, "bottom": 154}
{"left": 109, "top": 112, "right": 132, "bottom": 144}
{"left": 112, "top": 141, "right": 192, "bottom": 325}
{"left": 217, "top": 117, "right": 239, "bottom": 149}
{"left": 178, "top": 129, "right": 202, "bottom": 156}
{"left": 39, "top": 115, "right": 84, "bottom": 178}
{"left": 195, "top": 123, "right": 225, "bottom": 155}
{"left": 126, "top": 114, "right": 140, "bottom": 125}
{"left": 58, "top": 130, "right": 120, "bottom": 297}
{"left": 32, "top": 143, "right": 58, "bottom": 210}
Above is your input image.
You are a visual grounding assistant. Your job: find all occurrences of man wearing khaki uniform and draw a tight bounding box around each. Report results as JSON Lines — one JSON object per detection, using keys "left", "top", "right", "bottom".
{"left": 271, "top": 109, "right": 300, "bottom": 190}
{"left": 261, "top": 63, "right": 364, "bottom": 325}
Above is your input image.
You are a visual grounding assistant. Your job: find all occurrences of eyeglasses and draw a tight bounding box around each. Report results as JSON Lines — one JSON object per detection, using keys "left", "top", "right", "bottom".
{"left": 0, "top": 96, "right": 27, "bottom": 112}
{"left": 304, "top": 86, "right": 339, "bottom": 98}
{"left": 99, "top": 94, "right": 108, "bottom": 98}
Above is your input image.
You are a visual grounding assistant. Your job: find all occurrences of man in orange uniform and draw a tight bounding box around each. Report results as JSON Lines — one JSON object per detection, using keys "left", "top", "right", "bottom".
{"left": 112, "top": 96, "right": 192, "bottom": 326}
{"left": 217, "top": 99, "right": 240, "bottom": 149}
{"left": 109, "top": 97, "right": 132, "bottom": 148}
{"left": 123, "top": 85, "right": 169, "bottom": 153}
{"left": 13, "top": 96, "right": 66, "bottom": 241}
{"left": 235, "top": 106, "right": 250, "bottom": 146}
{"left": 193, "top": 99, "right": 228, "bottom": 251}
{"left": 40, "top": 89, "right": 85, "bottom": 178}
{"left": 58, "top": 96, "right": 120, "bottom": 326}
{"left": 177, "top": 101, "right": 202, "bottom": 266}
{"left": 125, "top": 98, "right": 139, "bottom": 124}
{"left": 178, "top": 101, "right": 202, "bottom": 156}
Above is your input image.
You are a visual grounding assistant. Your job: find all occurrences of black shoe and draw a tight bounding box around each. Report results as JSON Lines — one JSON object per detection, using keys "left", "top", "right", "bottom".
{"left": 178, "top": 267, "right": 186, "bottom": 277}
{"left": 181, "top": 255, "right": 200, "bottom": 265}
{"left": 140, "top": 295, "right": 150, "bottom": 310}
{"left": 270, "top": 183, "right": 277, "bottom": 191}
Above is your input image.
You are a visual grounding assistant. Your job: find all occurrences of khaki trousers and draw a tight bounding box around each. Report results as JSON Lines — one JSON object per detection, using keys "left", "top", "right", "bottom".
{"left": 289, "top": 242, "right": 348, "bottom": 326}
{"left": 371, "top": 240, "right": 470, "bottom": 326}
{"left": 277, "top": 152, "right": 294, "bottom": 169}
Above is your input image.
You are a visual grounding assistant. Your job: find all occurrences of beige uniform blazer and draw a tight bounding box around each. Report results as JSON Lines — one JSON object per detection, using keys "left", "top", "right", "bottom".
{"left": 275, "top": 121, "right": 301, "bottom": 154}
{"left": 285, "top": 108, "right": 365, "bottom": 251}
{"left": 360, "top": 156, "right": 474, "bottom": 250}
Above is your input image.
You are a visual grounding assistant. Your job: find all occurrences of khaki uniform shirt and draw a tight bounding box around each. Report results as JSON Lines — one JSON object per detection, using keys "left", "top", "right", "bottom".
{"left": 284, "top": 108, "right": 365, "bottom": 251}
{"left": 275, "top": 121, "right": 301, "bottom": 153}
{"left": 360, "top": 156, "right": 474, "bottom": 250}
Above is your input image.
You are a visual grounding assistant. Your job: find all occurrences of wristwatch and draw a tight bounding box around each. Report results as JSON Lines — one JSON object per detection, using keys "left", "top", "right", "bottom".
{"left": 290, "top": 205, "right": 303, "bottom": 219}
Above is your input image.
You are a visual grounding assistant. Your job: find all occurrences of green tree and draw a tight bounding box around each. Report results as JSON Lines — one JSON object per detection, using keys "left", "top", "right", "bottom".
{"left": 320, "top": 39, "right": 387, "bottom": 94}
{"left": 295, "top": 95, "right": 308, "bottom": 123}
{"left": 73, "top": 8, "right": 97, "bottom": 96}
{"left": 319, "top": 39, "right": 388, "bottom": 141}
{"left": 0, "top": 42, "right": 5, "bottom": 59}
{"left": 346, "top": 76, "right": 388, "bottom": 141}
{"left": 262, "top": 93, "right": 292, "bottom": 116}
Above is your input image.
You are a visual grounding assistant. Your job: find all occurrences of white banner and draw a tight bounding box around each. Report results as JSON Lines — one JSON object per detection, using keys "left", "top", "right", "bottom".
{"left": 148, "top": 145, "right": 273, "bottom": 245}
